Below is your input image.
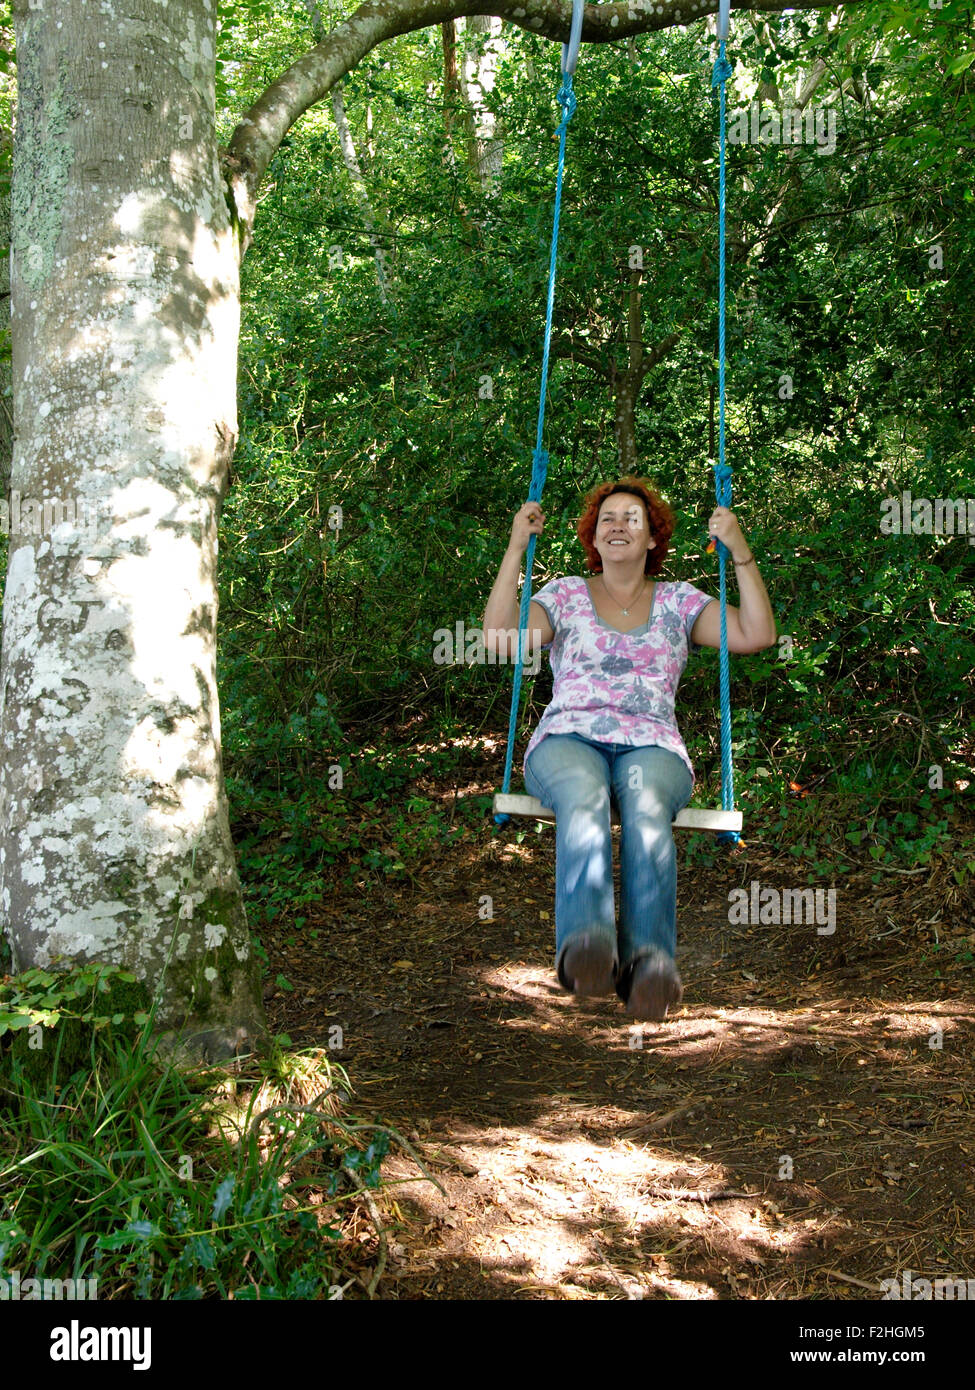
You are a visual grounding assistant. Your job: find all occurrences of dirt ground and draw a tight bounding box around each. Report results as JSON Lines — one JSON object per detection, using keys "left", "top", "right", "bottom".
{"left": 260, "top": 753, "right": 975, "bottom": 1301}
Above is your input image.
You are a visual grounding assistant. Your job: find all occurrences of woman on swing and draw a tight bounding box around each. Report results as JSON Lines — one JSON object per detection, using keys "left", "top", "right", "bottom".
{"left": 484, "top": 476, "right": 776, "bottom": 1022}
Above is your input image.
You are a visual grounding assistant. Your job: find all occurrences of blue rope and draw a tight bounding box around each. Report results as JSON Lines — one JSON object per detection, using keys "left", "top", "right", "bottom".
{"left": 495, "top": 73, "right": 577, "bottom": 826}
{"left": 494, "top": 23, "right": 742, "bottom": 850}
{"left": 711, "top": 40, "right": 740, "bottom": 847}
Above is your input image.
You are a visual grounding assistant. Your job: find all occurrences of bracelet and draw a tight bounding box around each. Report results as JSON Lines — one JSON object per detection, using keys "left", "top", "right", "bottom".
{"left": 733, "top": 554, "right": 755, "bottom": 567}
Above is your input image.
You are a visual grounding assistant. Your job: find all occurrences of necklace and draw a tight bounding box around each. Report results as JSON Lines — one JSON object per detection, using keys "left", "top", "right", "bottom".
{"left": 601, "top": 576, "right": 647, "bottom": 616}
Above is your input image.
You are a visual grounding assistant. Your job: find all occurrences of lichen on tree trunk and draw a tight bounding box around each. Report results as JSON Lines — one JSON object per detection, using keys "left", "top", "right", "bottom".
{"left": 1, "top": 0, "right": 265, "bottom": 1062}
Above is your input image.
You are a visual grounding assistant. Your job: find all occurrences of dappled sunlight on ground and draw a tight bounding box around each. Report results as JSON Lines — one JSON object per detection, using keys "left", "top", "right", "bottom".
{"left": 261, "top": 776, "right": 975, "bottom": 1299}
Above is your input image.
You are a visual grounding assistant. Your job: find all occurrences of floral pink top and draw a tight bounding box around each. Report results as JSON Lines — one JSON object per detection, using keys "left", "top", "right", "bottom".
{"left": 523, "top": 576, "right": 716, "bottom": 783}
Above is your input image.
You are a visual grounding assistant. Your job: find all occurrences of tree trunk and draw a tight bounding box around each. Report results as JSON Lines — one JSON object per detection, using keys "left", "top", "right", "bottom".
{"left": 456, "top": 16, "right": 505, "bottom": 195}
{"left": 303, "top": 0, "right": 391, "bottom": 301}
{"left": 613, "top": 267, "right": 643, "bottom": 472}
{"left": 330, "top": 82, "right": 393, "bottom": 303}
{"left": 2, "top": 0, "right": 263, "bottom": 1061}
{"left": 442, "top": 20, "right": 461, "bottom": 139}
{"left": 0, "top": 124, "right": 11, "bottom": 496}
{"left": 611, "top": 269, "right": 683, "bottom": 474}
{"left": 614, "top": 373, "right": 640, "bottom": 474}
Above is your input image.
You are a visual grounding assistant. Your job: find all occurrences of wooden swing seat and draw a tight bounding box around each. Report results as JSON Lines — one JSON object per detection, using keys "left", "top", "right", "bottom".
{"left": 493, "top": 793, "right": 742, "bottom": 832}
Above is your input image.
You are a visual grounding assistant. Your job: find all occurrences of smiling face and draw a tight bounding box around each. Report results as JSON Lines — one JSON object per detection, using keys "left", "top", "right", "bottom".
{"left": 594, "top": 491, "right": 655, "bottom": 571}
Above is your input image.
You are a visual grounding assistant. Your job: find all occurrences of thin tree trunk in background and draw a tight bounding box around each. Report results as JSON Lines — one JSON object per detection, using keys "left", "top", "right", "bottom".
{"left": 612, "top": 270, "right": 683, "bottom": 474}
{"left": 614, "top": 268, "right": 644, "bottom": 472}
{"left": 709, "top": 347, "right": 716, "bottom": 462}
{"left": 303, "top": 0, "right": 392, "bottom": 302}
{"left": 456, "top": 16, "right": 505, "bottom": 195}
{"left": 330, "top": 82, "right": 393, "bottom": 304}
{"left": 441, "top": 20, "right": 460, "bottom": 139}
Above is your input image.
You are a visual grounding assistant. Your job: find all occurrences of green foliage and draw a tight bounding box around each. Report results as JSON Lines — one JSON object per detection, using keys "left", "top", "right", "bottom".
{"left": 203, "top": 1, "right": 975, "bottom": 913}
{"left": 3, "top": 0, "right": 972, "bottom": 1307}
{"left": 0, "top": 962, "right": 152, "bottom": 1086}
{"left": 227, "top": 720, "right": 487, "bottom": 922}
{"left": 0, "top": 1023, "right": 391, "bottom": 1299}
{"left": 0, "top": 962, "right": 149, "bottom": 1040}
{"left": 0, "top": 1, "right": 972, "bottom": 919}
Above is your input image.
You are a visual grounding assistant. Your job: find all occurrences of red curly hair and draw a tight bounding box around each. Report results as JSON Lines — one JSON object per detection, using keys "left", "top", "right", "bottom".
{"left": 576, "top": 477, "right": 675, "bottom": 576}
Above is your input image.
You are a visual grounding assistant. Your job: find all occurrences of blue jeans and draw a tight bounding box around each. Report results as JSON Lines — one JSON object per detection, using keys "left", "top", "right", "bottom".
{"left": 524, "top": 733, "right": 693, "bottom": 997}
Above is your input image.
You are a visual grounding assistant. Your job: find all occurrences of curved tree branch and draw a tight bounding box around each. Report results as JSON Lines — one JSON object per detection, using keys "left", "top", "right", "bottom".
{"left": 224, "top": 0, "right": 867, "bottom": 253}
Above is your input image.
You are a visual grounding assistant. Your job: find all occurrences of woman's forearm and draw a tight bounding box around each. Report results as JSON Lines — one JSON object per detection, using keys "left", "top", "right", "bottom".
{"left": 731, "top": 548, "right": 776, "bottom": 648}
{"left": 707, "top": 507, "right": 776, "bottom": 651}
{"left": 483, "top": 546, "right": 525, "bottom": 655}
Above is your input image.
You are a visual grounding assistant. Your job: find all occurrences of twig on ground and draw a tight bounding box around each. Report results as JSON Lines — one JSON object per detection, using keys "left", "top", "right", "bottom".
{"left": 343, "top": 1166, "right": 388, "bottom": 1299}
{"left": 643, "top": 1186, "right": 754, "bottom": 1204}
{"left": 826, "top": 1269, "right": 885, "bottom": 1293}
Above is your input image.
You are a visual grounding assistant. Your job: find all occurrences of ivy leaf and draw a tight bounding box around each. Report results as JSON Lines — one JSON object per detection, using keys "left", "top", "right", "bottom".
{"left": 0, "top": 1014, "right": 33, "bottom": 1031}
{"left": 212, "top": 1177, "right": 235, "bottom": 1222}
